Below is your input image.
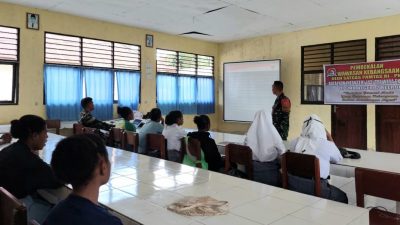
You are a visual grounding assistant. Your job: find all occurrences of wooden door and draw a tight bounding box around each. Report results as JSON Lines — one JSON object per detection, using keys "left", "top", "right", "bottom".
{"left": 331, "top": 105, "right": 367, "bottom": 149}
{"left": 376, "top": 106, "right": 400, "bottom": 153}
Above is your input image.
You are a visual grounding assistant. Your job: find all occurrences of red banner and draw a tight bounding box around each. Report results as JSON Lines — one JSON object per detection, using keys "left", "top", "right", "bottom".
{"left": 324, "top": 60, "right": 400, "bottom": 104}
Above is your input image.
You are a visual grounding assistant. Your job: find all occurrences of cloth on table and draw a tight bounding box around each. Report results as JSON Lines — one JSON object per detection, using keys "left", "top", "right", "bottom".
{"left": 167, "top": 196, "right": 228, "bottom": 216}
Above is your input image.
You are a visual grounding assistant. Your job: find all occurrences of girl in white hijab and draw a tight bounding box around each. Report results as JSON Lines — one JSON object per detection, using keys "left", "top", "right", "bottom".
{"left": 289, "top": 114, "right": 347, "bottom": 203}
{"left": 290, "top": 114, "right": 342, "bottom": 179}
{"left": 244, "top": 110, "right": 286, "bottom": 187}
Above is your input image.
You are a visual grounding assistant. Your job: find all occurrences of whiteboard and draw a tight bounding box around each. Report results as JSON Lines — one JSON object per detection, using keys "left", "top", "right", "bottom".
{"left": 223, "top": 60, "right": 281, "bottom": 122}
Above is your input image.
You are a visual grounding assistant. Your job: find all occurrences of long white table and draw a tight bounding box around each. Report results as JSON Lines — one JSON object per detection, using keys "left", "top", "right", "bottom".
{"left": 0, "top": 129, "right": 369, "bottom": 225}
{"left": 207, "top": 129, "right": 400, "bottom": 214}
{"left": 204, "top": 129, "right": 400, "bottom": 176}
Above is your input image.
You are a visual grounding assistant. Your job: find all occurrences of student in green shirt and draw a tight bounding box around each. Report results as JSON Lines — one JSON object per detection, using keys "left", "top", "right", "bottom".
{"left": 116, "top": 107, "right": 135, "bottom": 132}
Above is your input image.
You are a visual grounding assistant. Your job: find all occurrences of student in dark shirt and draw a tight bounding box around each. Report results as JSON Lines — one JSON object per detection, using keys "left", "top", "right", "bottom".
{"left": 43, "top": 134, "right": 122, "bottom": 225}
{"left": 79, "top": 97, "right": 113, "bottom": 131}
{"left": 0, "top": 115, "right": 61, "bottom": 198}
{"left": 187, "top": 115, "right": 224, "bottom": 172}
{"left": 0, "top": 115, "right": 62, "bottom": 223}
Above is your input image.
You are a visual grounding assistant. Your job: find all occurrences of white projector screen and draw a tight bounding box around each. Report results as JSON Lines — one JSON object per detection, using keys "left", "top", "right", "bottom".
{"left": 223, "top": 60, "right": 281, "bottom": 122}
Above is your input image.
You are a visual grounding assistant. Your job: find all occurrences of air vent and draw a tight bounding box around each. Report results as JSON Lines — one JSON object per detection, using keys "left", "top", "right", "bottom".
{"left": 179, "top": 31, "right": 212, "bottom": 36}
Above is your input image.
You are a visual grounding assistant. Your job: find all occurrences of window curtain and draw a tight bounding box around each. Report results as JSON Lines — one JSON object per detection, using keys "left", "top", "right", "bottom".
{"left": 197, "top": 77, "right": 215, "bottom": 114}
{"left": 156, "top": 74, "right": 177, "bottom": 114}
{"left": 177, "top": 76, "right": 196, "bottom": 114}
{"left": 156, "top": 74, "right": 215, "bottom": 115}
{"left": 44, "top": 65, "right": 82, "bottom": 120}
{"left": 84, "top": 68, "right": 113, "bottom": 120}
{"left": 116, "top": 71, "right": 140, "bottom": 110}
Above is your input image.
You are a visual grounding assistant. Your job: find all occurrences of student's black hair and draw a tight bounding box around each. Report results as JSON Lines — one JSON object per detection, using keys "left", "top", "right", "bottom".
{"left": 81, "top": 97, "right": 93, "bottom": 109}
{"left": 165, "top": 110, "right": 183, "bottom": 126}
{"left": 117, "top": 106, "right": 133, "bottom": 120}
{"left": 193, "top": 115, "right": 210, "bottom": 130}
{"left": 10, "top": 115, "right": 46, "bottom": 141}
{"left": 144, "top": 108, "right": 162, "bottom": 121}
{"left": 51, "top": 134, "right": 109, "bottom": 189}
{"left": 273, "top": 81, "right": 284, "bottom": 90}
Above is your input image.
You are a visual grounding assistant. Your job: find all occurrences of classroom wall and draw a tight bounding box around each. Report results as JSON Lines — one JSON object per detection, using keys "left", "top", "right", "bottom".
{"left": 2, "top": 2, "right": 400, "bottom": 149}
{"left": 218, "top": 14, "right": 400, "bottom": 150}
{"left": 0, "top": 2, "right": 219, "bottom": 129}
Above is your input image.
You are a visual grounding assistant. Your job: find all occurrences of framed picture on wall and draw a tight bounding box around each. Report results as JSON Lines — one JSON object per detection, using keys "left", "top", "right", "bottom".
{"left": 146, "top": 34, "right": 153, "bottom": 48}
{"left": 26, "top": 13, "right": 39, "bottom": 30}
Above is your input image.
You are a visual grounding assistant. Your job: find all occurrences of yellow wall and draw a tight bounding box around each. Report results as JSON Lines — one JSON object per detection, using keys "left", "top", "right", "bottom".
{"left": 218, "top": 14, "right": 400, "bottom": 149}
{"left": 0, "top": 2, "right": 219, "bottom": 129}
{"left": 2, "top": 2, "right": 400, "bottom": 149}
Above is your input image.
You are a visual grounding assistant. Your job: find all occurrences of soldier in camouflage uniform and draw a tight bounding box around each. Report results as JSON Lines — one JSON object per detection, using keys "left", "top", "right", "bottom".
{"left": 272, "top": 81, "right": 291, "bottom": 140}
{"left": 79, "top": 97, "right": 114, "bottom": 131}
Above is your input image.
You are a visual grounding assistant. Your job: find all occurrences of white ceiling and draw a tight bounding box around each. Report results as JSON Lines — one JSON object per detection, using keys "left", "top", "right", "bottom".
{"left": 2, "top": 0, "right": 400, "bottom": 42}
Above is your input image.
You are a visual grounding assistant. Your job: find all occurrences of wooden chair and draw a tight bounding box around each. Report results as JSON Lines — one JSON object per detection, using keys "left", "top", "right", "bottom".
{"left": 186, "top": 137, "right": 202, "bottom": 168}
{"left": 281, "top": 151, "right": 321, "bottom": 197}
{"left": 179, "top": 138, "right": 186, "bottom": 163}
{"left": 46, "top": 119, "right": 61, "bottom": 134}
{"left": 224, "top": 143, "right": 253, "bottom": 180}
{"left": 146, "top": 134, "right": 167, "bottom": 159}
{"left": 369, "top": 208, "right": 400, "bottom": 225}
{"left": 123, "top": 131, "right": 139, "bottom": 153}
{"left": 110, "top": 128, "right": 124, "bottom": 148}
{"left": 82, "top": 127, "right": 96, "bottom": 134}
{"left": 0, "top": 187, "right": 27, "bottom": 225}
{"left": 73, "top": 123, "right": 84, "bottom": 135}
{"left": 355, "top": 167, "right": 400, "bottom": 208}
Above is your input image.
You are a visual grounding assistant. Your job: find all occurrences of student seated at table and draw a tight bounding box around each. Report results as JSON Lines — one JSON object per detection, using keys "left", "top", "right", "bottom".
{"left": 187, "top": 115, "right": 224, "bottom": 172}
{"left": 0, "top": 132, "right": 11, "bottom": 145}
{"left": 0, "top": 115, "right": 62, "bottom": 223}
{"left": 289, "top": 114, "right": 348, "bottom": 204}
{"left": 43, "top": 134, "right": 122, "bottom": 225}
{"left": 245, "top": 110, "right": 286, "bottom": 187}
{"left": 79, "top": 97, "right": 114, "bottom": 131}
{"left": 162, "top": 110, "right": 186, "bottom": 162}
{"left": 138, "top": 108, "right": 164, "bottom": 154}
{"left": 116, "top": 106, "right": 135, "bottom": 132}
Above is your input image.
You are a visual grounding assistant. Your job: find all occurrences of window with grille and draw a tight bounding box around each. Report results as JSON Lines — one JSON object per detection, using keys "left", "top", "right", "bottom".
{"left": 44, "top": 33, "right": 141, "bottom": 113}
{"left": 376, "top": 35, "right": 400, "bottom": 61}
{"left": 82, "top": 38, "right": 112, "bottom": 68}
{"left": 301, "top": 39, "right": 366, "bottom": 104}
{"left": 156, "top": 49, "right": 215, "bottom": 114}
{"left": 0, "top": 26, "right": 19, "bottom": 104}
{"left": 45, "top": 33, "right": 141, "bottom": 70}
{"left": 156, "top": 49, "right": 214, "bottom": 76}
{"left": 114, "top": 43, "right": 140, "bottom": 70}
